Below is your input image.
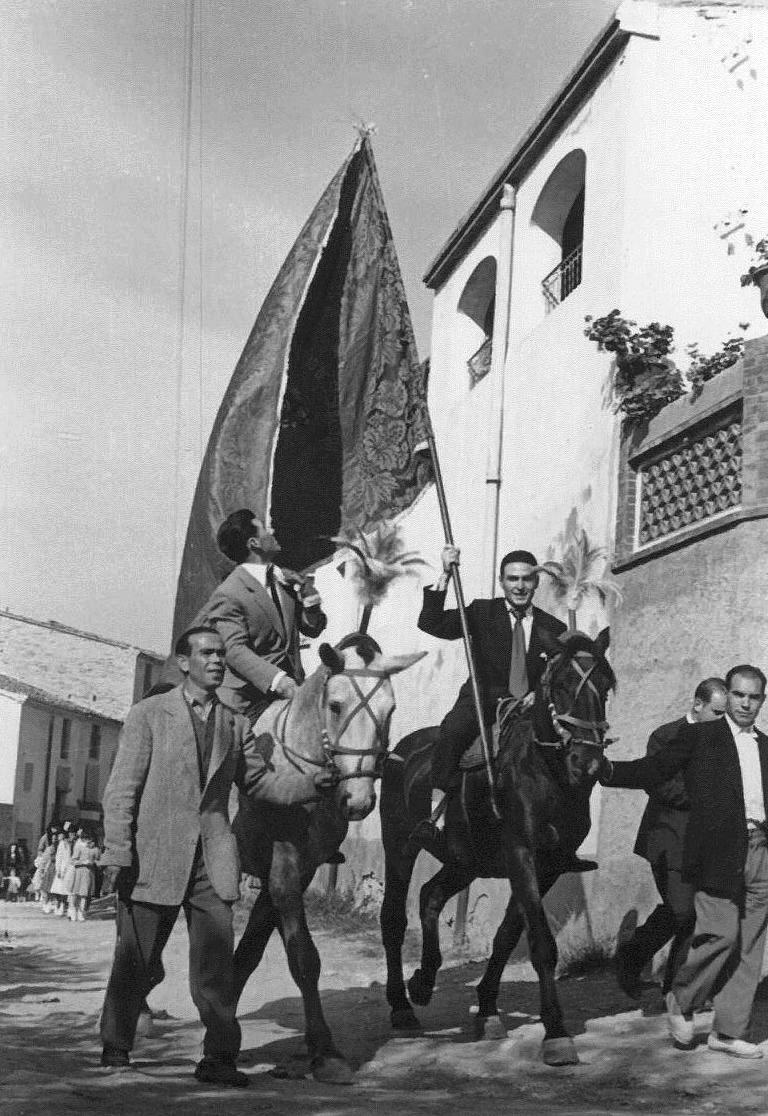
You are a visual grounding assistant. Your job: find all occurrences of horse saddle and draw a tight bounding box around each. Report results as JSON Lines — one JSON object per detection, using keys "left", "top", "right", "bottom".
{"left": 457, "top": 697, "right": 525, "bottom": 773}
{"left": 244, "top": 728, "right": 322, "bottom": 808}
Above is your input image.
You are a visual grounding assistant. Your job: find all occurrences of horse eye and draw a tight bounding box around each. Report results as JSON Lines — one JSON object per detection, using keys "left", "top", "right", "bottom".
{"left": 329, "top": 701, "right": 342, "bottom": 716}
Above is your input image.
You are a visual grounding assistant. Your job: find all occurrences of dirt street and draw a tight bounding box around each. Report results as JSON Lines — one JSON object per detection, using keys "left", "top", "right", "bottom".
{"left": 2, "top": 898, "right": 768, "bottom": 1115}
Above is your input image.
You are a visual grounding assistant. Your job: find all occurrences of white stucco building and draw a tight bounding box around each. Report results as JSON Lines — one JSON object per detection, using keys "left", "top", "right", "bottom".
{"left": 304, "top": 0, "right": 768, "bottom": 946}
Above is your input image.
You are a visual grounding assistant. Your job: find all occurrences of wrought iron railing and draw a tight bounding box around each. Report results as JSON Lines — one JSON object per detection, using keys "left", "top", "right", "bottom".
{"left": 467, "top": 336, "right": 492, "bottom": 387}
{"left": 542, "top": 243, "right": 583, "bottom": 312}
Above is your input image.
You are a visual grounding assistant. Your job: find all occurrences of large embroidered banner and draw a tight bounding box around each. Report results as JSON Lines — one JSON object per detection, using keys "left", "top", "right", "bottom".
{"left": 171, "top": 136, "right": 430, "bottom": 641}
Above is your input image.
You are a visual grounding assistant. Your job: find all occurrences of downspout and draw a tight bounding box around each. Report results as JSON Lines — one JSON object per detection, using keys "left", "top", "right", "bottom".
{"left": 453, "top": 184, "right": 517, "bottom": 948}
{"left": 39, "top": 713, "right": 55, "bottom": 836}
{"left": 484, "top": 183, "right": 517, "bottom": 594}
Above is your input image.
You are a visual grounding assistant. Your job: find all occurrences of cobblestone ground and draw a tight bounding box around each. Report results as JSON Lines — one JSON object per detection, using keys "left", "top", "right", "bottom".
{"left": 2, "top": 899, "right": 768, "bottom": 1115}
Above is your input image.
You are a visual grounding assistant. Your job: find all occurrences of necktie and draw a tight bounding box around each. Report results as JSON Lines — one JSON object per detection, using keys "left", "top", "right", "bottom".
{"left": 508, "top": 614, "right": 529, "bottom": 699}
{"left": 267, "top": 565, "right": 286, "bottom": 635}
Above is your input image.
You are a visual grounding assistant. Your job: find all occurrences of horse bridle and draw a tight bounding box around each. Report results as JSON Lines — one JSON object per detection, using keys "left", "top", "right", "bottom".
{"left": 538, "top": 649, "right": 612, "bottom": 753}
{"left": 275, "top": 666, "right": 394, "bottom": 788}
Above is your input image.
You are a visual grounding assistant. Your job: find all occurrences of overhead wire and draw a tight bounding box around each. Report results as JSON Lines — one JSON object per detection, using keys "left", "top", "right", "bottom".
{"left": 171, "top": 0, "right": 196, "bottom": 594}
{"left": 198, "top": 0, "right": 204, "bottom": 461}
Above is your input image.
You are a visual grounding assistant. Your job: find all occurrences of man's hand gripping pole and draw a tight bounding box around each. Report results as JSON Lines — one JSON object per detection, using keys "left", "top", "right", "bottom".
{"left": 418, "top": 428, "right": 501, "bottom": 820}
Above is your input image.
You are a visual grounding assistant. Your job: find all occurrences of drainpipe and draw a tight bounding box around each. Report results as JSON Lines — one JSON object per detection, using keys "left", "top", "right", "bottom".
{"left": 453, "top": 184, "right": 517, "bottom": 949}
{"left": 39, "top": 714, "right": 55, "bottom": 836}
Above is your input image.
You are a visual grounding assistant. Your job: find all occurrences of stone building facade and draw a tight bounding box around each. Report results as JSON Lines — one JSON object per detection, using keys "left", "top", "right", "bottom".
{"left": 590, "top": 334, "right": 768, "bottom": 939}
{"left": 295, "top": 0, "right": 768, "bottom": 951}
{"left": 0, "top": 611, "right": 164, "bottom": 848}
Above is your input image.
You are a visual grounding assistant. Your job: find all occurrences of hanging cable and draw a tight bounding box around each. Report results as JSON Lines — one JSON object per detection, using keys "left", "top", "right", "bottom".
{"left": 198, "top": 0, "right": 204, "bottom": 461}
{"left": 171, "top": 0, "right": 196, "bottom": 592}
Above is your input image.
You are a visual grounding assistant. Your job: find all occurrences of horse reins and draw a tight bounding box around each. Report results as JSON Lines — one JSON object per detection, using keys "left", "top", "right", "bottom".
{"left": 275, "top": 666, "right": 394, "bottom": 788}
{"left": 538, "top": 651, "right": 611, "bottom": 752}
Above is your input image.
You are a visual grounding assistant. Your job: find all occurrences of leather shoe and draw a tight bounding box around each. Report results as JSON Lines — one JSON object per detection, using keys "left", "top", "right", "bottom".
{"left": 665, "top": 991, "right": 695, "bottom": 1048}
{"left": 707, "top": 1033, "right": 764, "bottom": 1059}
{"left": 194, "top": 1057, "right": 249, "bottom": 1087}
{"left": 100, "top": 1045, "right": 130, "bottom": 1068}
{"left": 615, "top": 943, "right": 643, "bottom": 1000}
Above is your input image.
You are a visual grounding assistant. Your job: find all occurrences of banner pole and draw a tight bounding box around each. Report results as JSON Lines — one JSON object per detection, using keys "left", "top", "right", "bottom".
{"left": 426, "top": 424, "right": 500, "bottom": 821}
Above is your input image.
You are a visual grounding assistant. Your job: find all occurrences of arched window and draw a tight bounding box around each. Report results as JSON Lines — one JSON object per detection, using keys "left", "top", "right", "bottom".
{"left": 457, "top": 256, "right": 496, "bottom": 387}
{"left": 531, "top": 150, "right": 586, "bottom": 312}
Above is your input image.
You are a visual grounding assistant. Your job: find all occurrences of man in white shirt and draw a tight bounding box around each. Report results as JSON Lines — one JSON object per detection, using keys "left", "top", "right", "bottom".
{"left": 194, "top": 509, "right": 327, "bottom": 721}
{"left": 602, "top": 664, "right": 768, "bottom": 1059}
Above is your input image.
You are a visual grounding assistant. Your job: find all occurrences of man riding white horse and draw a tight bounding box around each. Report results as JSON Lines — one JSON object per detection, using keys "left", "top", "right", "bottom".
{"left": 194, "top": 509, "right": 344, "bottom": 860}
{"left": 194, "top": 508, "right": 327, "bottom": 721}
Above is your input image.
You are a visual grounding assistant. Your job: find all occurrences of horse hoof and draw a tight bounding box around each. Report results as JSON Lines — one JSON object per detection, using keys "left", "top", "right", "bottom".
{"left": 391, "top": 1007, "right": 422, "bottom": 1032}
{"left": 542, "top": 1037, "right": 579, "bottom": 1066}
{"left": 311, "top": 1056, "right": 355, "bottom": 1085}
{"left": 407, "top": 969, "right": 433, "bottom": 1007}
{"left": 474, "top": 1014, "right": 507, "bottom": 1041}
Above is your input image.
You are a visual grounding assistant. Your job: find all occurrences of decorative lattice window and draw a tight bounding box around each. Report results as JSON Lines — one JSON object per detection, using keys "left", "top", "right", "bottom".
{"left": 637, "top": 412, "right": 742, "bottom": 547}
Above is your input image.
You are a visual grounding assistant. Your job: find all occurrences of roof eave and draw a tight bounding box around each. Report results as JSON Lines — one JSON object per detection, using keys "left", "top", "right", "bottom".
{"left": 423, "top": 17, "right": 629, "bottom": 291}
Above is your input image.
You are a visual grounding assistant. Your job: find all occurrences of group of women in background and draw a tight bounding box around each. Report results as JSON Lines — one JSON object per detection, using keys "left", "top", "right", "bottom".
{"left": 31, "top": 822, "right": 100, "bottom": 922}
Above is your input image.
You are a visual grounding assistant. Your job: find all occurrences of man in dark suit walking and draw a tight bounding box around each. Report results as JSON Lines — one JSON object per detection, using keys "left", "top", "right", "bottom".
{"left": 99, "top": 626, "right": 268, "bottom": 1085}
{"left": 615, "top": 677, "right": 728, "bottom": 999}
{"left": 603, "top": 664, "right": 768, "bottom": 1059}
{"left": 195, "top": 509, "right": 327, "bottom": 720}
{"left": 418, "top": 545, "right": 566, "bottom": 792}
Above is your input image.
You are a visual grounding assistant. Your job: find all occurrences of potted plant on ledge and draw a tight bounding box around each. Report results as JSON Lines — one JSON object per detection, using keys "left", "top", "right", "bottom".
{"left": 584, "top": 309, "right": 685, "bottom": 431}
{"left": 740, "top": 238, "right": 768, "bottom": 319}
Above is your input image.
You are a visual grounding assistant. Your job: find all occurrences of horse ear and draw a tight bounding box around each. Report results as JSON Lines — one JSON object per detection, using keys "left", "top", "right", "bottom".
{"left": 377, "top": 650, "right": 427, "bottom": 676}
{"left": 594, "top": 627, "right": 610, "bottom": 656}
{"left": 319, "top": 643, "right": 345, "bottom": 675}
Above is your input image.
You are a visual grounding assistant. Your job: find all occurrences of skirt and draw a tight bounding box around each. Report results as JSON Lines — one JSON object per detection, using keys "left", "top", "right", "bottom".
{"left": 40, "top": 861, "right": 56, "bottom": 892}
{"left": 50, "top": 865, "right": 75, "bottom": 896}
{"left": 69, "top": 865, "right": 95, "bottom": 899}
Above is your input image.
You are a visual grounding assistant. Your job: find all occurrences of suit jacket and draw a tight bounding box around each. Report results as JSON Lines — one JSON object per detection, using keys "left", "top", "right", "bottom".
{"left": 610, "top": 718, "right": 768, "bottom": 899}
{"left": 101, "top": 685, "right": 265, "bottom": 905}
{"left": 194, "top": 564, "right": 327, "bottom": 713}
{"left": 633, "top": 716, "right": 690, "bottom": 869}
{"left": 418, "top": 587, "right": 566, "bottom": 713}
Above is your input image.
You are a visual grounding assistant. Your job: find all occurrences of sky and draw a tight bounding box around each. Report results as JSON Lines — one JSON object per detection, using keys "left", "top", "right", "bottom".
{"left": 0, "top": 0, "right": 618, "bottom": 652}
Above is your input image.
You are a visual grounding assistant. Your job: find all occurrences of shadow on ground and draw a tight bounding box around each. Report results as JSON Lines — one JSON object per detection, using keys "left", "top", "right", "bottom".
{"left": 4, "top": 921, "right": 768, "bottom": 1115}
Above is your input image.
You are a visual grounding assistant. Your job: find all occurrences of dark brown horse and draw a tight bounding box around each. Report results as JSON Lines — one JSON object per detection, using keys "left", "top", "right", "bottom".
{"left": 379, "top": 628, "right": 614, "bottom": 1066}
{"left": 233, "top": 633, "right": 424, "bottom": 1084}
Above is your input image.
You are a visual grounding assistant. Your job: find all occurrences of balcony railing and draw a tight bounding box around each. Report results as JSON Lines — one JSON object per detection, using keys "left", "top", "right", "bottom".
{"left": 542, "top": 243, "right": 583, "bottom": 312}
{"left": 467, "top": 336, "right": 492, "bottom": 387}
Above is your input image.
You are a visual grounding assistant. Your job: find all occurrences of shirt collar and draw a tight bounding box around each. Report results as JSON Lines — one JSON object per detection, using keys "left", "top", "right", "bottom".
{"left": 240, "top": 561, "right": 286, "bottom": 587}
{"left": 182, "top": 684, "right": 217, "bottom": 713}
{"left": 506, "top": 602, "right": 533, "bottom": 621}
{"left": 725, "top": 712, "right": 756, "bottom": 740}
{"left": 240, "top": 561, "right": 269, "bottom": 587}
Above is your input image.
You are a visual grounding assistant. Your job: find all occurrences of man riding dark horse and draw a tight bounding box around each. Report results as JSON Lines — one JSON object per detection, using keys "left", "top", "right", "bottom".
{"left": 414, "top": 543, "right": 566, "bottom": 846}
